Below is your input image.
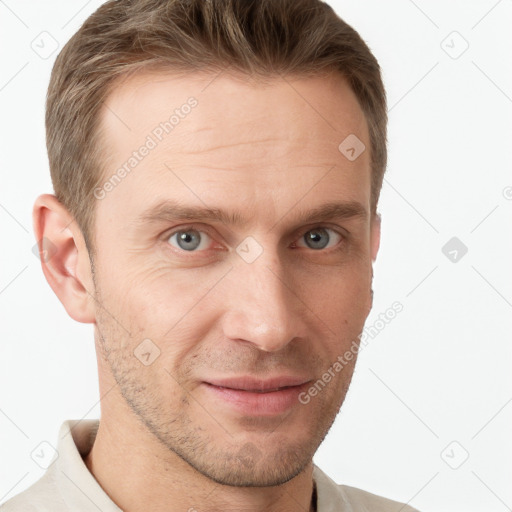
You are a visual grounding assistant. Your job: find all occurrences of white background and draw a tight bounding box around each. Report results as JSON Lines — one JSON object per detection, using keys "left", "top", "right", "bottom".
{"left": 1, "top": 1, "right": 511, "bottom": 511}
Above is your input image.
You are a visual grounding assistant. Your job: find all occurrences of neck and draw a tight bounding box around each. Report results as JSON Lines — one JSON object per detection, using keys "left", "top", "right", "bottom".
{"left": 84, "top": 384, "right": 316, "bottom": 512}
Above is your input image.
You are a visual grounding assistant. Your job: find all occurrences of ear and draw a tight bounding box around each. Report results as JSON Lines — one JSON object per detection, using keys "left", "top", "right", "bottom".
{"left": 370, "top": 212, "right": 381, "bottom": 262}
{"left": 32, "top": 194, "right": 96, "bottom": 323}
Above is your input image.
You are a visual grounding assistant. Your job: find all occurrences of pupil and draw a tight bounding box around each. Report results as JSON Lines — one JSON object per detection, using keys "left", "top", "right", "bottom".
{"left": 178, "top": 231, "right": 200, "bottom": 250}
{"left": 306, "top": 229, "right": 329, "bottom": 249}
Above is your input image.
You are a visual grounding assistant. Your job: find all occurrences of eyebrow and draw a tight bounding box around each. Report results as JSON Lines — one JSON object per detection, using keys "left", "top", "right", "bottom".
{"left": 135, "top": 198, "right": 368, "bottom": 230}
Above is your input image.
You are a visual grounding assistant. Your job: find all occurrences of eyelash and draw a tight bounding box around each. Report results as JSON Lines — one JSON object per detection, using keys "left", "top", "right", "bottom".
{"left": 163, "top": 224, "right": 346, "bottom": 256}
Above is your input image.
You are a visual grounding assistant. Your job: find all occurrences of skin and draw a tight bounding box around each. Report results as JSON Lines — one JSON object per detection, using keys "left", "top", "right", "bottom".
{"left": 34, "top": 69, "right": 380, "bottom": 512}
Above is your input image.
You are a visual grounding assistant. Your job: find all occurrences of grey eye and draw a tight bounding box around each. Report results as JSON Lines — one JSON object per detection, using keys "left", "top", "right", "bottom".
{"left": 300, "top": 228, "right": 341, "bottom": 250}
{"left": 168, "top": 229, "right": 211, "bottom": 251}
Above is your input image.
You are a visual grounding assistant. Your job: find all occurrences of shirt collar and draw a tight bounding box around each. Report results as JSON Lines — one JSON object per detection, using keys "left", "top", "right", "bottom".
{"left": 54, "top": 419, "right": 122, "bottom": 511}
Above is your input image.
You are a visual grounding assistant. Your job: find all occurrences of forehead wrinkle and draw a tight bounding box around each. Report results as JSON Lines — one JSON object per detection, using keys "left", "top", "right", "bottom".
{"left": 171, "top": 128, "right": 319, "bottom": 156}
{"left": 178, "top": 137, "right": 292, "bottom": 155}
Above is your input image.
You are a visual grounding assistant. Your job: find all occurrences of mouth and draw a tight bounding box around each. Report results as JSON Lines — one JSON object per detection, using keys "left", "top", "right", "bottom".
{"left": 202, "top": 376, "right": 312, "bottom": 416}
{"left": 212, "top": 386, "right": 296, "bottom": 393}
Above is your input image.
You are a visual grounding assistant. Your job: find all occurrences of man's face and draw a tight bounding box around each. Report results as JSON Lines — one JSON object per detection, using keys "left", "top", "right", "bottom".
{"left": 91, "top": 69, "right": 378, "bottom": 486}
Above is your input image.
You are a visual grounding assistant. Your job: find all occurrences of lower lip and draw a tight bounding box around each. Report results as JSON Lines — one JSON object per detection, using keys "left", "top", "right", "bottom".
{"left": 203, "top": 382, "right": 309, "bottom": 416}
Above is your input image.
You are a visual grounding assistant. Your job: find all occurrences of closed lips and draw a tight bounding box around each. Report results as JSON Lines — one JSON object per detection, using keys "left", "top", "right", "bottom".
{"left": 204, "top": 376, "right": 311, "bottom": 392}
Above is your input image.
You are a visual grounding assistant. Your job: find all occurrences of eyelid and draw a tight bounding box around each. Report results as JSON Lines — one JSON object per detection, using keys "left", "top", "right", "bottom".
{"left": 164, "top": 224, "right": 219, "bottom": 252}
{"left": 163, "top": 223, "right": 347, "bottom": 255}
{"left": 293, "top": 226, "right": 345, "bottom": 250}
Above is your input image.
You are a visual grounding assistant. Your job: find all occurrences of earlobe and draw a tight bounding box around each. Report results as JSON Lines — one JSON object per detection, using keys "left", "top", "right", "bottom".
{"left": 32, "top": 194, "right": 96, "bottom": 324}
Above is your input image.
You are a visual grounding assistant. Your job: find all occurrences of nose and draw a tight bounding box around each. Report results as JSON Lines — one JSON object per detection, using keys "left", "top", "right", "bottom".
{"left": 221, "top": 247, "right": 305, "bottom": 352}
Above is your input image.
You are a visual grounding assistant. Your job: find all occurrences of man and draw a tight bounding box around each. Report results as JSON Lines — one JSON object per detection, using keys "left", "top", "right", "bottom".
{"left": 1, "top": 0, "right": 420, "bottom": 510}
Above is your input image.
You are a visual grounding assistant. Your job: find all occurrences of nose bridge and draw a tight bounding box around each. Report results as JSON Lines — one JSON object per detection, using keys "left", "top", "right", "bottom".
{"left": 223, "top": 239, "right": 301, "bottom": 352}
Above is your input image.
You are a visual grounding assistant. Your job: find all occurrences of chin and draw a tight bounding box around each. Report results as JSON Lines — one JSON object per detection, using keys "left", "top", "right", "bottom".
{"left": 192, "top": 448, "right": 311, "bottom": 487}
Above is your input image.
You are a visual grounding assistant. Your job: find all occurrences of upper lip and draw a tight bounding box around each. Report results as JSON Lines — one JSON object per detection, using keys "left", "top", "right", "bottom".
{"left": 204, "top": 376, "right": 311, "bottom": 392}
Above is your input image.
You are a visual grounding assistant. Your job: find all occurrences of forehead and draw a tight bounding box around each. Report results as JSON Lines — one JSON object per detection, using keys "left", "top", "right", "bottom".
{"left": 102, "top": 68, "right": 368, "bottom": 146}
{"left": 96, "top": 69, "right": 371, "bottom": 227}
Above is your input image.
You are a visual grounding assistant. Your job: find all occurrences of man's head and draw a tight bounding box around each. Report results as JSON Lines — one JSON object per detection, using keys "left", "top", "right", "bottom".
{"left": 45, "top": 0, "right": 386, "bottom": 256}
{"left": 35, "top": 0, "right": 386, "bottom": 489}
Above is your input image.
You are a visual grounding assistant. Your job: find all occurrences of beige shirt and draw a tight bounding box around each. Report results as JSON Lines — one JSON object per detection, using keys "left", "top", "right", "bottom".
{"left": 1, "top": 420, "right": 419, "bottom": 511}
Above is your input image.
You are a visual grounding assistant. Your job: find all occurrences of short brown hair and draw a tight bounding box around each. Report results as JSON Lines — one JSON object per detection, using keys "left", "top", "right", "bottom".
{"left": 46, "top": 0, "right": 387, "bottom": 255}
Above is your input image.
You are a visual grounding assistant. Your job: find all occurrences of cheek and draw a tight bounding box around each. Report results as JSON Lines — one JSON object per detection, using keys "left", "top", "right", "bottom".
{"left": 305, "top": 263, "right": 373, "bottom": 350}
{"left": 304, "top": 257, "right": 372, "bottom": 309}
{"left": 103, "top": 267, "right": 220, "bottom": 363}
{"left": 97, "top": 256, "right": 185, "bottom": 317}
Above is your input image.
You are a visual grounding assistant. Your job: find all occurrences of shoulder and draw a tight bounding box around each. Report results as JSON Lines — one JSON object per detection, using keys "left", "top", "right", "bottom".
{"left": 339, "top": 484, "right": 420, "bottom": 511}
{"left": 313, "top": 465, "right": 421, "bottom": 512}
{"left": 0, "top": 466, "right": 65, "bottom": 511}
